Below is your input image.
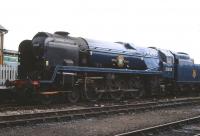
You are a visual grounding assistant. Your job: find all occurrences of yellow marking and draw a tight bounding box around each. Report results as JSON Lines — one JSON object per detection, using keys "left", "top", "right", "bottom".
{"left": 117, "top": 55, "right": 125, "bottom": 67}
{"left": 40, "top": 91, "right": 67, "bottom": 95}
{"left": 192, "top": 69, "right": 197, "bottom": 78}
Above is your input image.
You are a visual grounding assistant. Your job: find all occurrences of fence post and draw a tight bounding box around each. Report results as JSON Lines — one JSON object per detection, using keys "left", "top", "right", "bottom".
{"left": 0, "top": 64, "right": 17, "bottom": 86}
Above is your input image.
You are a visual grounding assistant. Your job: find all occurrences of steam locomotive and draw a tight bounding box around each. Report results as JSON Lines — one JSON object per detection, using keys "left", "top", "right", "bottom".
{"left": 7, "top": 31, "right": 200, "bottom": 103}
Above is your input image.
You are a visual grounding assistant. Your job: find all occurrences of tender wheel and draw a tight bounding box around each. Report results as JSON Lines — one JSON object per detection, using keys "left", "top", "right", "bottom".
{"left": 67, "top": 87, "right": 80, "bottom": 103}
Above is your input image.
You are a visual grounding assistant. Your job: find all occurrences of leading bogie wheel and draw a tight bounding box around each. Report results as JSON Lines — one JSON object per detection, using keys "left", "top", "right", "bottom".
{"left": 40, "top": 95, "right": 53, "bottom": 105}
{"left": 67, "top": 86, "right": 81, "bottom": 103}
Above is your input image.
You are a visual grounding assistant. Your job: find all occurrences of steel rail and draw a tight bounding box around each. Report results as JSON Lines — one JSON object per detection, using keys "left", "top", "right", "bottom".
{"left": 1, "top": 97, "right": 200, "bottom": 128}
{"left": 115, "top": 115, "right": 200, "bottom": 136}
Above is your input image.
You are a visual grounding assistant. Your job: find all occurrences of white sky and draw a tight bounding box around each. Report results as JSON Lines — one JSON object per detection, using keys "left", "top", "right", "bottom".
{"left": 1, "top": 0, "right": 200, "bottom": 62}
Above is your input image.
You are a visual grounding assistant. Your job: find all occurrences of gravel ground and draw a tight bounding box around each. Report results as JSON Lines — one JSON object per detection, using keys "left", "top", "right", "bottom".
{"left": 0, "top": 100, "right": 155, "bottom": 116}
{"left": 154, "top": 123, "right": 200, "bottom": 136}
{"left": 0, "top": 105, "right": 86, "bottom": 116}
{"left": 0, "top": 97, "right": 192, "bottom": 116}
{"left": 1, "top": 105, "right": 200, "bottom": 136}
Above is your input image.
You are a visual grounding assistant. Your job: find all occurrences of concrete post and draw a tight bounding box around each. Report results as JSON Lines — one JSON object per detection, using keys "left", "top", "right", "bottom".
{"left": 0, "top": 33, "right": 3, "bottom": 64}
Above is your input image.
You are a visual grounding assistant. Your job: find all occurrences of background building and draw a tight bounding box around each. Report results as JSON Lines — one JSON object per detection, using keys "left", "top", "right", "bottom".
{"left": 3, "top": 49, "right": 18, "bottom": 66}
{"left": 0, "top": 25, "right": 8, "bottom": 65}
{"left": 0, "top": 25, "right": 17, "bottom": 86}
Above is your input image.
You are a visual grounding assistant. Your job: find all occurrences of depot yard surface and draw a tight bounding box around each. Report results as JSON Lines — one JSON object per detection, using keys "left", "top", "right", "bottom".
{"left": 0, "top": 105, "right": 200, "bottom": 136}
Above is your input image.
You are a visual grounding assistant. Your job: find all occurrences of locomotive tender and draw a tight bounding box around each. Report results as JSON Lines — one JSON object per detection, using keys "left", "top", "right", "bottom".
{"left": 7, "top": 31, "right": 200, "bottom": 103}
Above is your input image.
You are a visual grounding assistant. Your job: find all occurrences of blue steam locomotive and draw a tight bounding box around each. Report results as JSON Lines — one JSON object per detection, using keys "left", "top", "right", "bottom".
{"left": 7, "top": 31, "right": 200, "bottom": 103}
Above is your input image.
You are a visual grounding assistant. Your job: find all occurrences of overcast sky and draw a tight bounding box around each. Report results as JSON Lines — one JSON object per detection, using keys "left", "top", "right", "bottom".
{"left": 1, "top": 0, "right": 200, "bottom": 62}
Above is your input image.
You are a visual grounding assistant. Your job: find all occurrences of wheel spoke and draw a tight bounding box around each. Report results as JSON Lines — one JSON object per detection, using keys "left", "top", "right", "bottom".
{"left": 67, "top": 87, "right": 80, "bottom": 103}
{"left": 40, "top": 95, "right": 52, "bottom": 105}
{"left": 109, "top": 80, "right": 124, "bottom": 101}
{"left": 126, "top": 79, "right": 145, "bottom": 99}
{"left": 110, "top": 91, "right": 124, "bottom": 101}
{"left": 84, "top": 86, "right": 103, "bottom": 102}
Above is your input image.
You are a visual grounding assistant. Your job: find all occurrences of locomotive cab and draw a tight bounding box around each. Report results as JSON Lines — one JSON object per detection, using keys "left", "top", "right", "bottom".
{"left": 158, "top": 49, "right": 174, "bottom": 78}
{"left": 149, "top": 47, "right": 175, "bottom": 79}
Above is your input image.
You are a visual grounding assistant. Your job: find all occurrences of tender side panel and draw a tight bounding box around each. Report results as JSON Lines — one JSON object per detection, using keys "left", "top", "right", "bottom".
{"left": 177, "top": 64, "right": 200, "bottom": 83}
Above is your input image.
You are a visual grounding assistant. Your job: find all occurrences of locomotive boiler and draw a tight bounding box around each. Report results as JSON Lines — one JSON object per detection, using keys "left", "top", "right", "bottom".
{"left": 18, "top": 32, "right": 159, "bottom": 80}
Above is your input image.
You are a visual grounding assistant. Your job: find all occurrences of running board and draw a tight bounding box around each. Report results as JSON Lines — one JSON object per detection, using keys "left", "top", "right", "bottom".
{"left": 96, "top": 89, "right": 139, "bottom": 93}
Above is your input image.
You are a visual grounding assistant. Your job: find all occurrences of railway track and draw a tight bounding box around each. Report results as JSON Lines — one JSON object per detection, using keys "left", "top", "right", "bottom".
{"left": 115, "top": 115, "right": 200, "bottom": 136}
{"left": 0, "top": 97, "right": 182, "bottom": 112}
{"left": 0, "top": 97, "right": 200, "bottom": 128}
{"left": 0, "top": 103, "right": 72, "bottom": 112}
{"left": 0, "top": 100, "right": 154, "bottom": 112}
{"left": 0, "top": 96, "right": 195, "bottom": 112}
